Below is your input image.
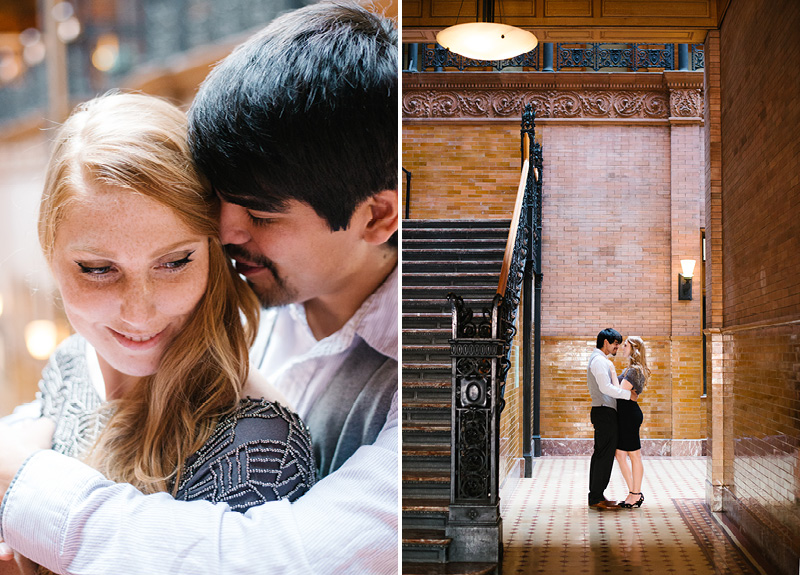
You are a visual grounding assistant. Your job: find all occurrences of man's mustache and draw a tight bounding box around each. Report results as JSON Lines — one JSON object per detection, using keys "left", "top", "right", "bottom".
{"left": 224, "top": 245, "right": 279, "bottom": 276}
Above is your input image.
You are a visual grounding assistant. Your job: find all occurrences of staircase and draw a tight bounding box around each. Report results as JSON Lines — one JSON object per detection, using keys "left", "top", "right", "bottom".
{"left": 401, "top": 219, "right": 510, "bottom": 575}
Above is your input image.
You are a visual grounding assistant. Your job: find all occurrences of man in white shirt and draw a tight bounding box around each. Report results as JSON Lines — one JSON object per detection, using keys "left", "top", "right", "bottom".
{"left": 0, "top": 3, "right": 398, "bottom": 574}
{"left": 587, "top": 328, "right": 638, "bottom": 510}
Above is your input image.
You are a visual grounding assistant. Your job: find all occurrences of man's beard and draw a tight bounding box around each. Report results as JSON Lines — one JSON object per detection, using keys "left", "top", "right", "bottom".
{"left": 225, "top": 245, "right": 299, "bottom": 309}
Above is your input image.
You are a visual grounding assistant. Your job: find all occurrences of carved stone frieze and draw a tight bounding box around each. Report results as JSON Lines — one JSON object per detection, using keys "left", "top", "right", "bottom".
{"left": 403, "top": 89, "right": 672, "bottom": 120}
{"left": 669, "top": 88, "right": 704, "bottom": 118}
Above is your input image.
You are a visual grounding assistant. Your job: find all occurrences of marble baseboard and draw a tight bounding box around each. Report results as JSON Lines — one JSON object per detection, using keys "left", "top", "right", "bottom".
{"left": 722, "top": 487, "right": 797, "bottom": 575}
{"left": 541, "top": 438, "right": 707, "bottom": 456}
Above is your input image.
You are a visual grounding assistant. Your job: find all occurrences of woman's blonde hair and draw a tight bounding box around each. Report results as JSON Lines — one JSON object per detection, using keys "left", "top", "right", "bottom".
{"left": 39, "top": 92, "right": 260, "bottom": 494}
{"left": 625, "top": 336, "right": 651, "bottom": 387}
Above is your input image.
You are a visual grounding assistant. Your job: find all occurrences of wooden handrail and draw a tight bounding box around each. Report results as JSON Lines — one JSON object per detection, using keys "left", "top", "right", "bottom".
{"left": 497, "top": 133, "right": 537, "bottom": 296}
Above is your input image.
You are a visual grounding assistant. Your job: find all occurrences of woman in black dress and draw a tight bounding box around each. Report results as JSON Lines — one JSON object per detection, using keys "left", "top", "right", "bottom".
{"left": 614, "top": 336, "right": 651, "bottom": 508}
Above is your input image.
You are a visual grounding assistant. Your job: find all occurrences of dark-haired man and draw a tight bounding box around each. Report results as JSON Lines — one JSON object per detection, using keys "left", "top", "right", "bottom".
{"left": 587, "top": 328, "right": 637, "bottom": 510}
{"left": 0, "top": 3, "right": 398, "bottom": 573}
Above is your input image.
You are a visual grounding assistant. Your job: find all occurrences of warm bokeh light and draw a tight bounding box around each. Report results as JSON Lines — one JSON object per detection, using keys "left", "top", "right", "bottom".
{"left": 25, "top": 319, "right": 58, "bottom": 360}
{"left": 92, "top": 34, "right": 119, "bottom": 72}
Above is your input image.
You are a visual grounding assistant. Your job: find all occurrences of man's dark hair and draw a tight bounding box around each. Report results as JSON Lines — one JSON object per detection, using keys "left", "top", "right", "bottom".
{"left": 188, "top": 2, "right": 397, "bottom": 242}
{"left": 596, "top": 328, "right": 622, "bottom": 349}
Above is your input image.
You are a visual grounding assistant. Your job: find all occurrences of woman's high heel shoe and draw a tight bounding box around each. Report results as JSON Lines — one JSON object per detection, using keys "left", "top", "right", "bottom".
{"left": 619, "top": 492, "right": 644, "bottom": 508}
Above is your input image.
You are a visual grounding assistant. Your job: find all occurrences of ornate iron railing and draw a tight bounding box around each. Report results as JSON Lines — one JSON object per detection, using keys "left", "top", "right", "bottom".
{"left": 405, "top": 42, "right": 703, "bottom": 72}
{"left": 445, "top": 104, "right": 543, "bottom": 563}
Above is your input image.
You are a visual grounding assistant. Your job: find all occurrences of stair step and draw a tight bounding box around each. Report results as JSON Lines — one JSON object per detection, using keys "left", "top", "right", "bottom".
{"left": 402, "top": 379, "right": 451, "bottom": 388}
{"left": 402, "top": 362, "right": 450, "bottom": 371}
{"left": 403, "top": 498, "right": 450, "bottom": 513}
{"left": 403, "top": 399, "right": 450, "bottom": 410}
{"left": 402, "top": 529, "right": 451, "bottom": 546}
{"left": 403, "top": 444, "right": 450, "bottom": 458}
{"left": 403, "top": 419, "right": 450, "bottom": 431}
{"left": 402, "top": 562, "right": 498, "bottom": 575}
{"left": 402, "top": 218, "right": 510, "bottom": 228}
{"left": 402, "top": 228, "right": 509, "bottom": 240}
{"left": 404, "top": 470, "right": 450, "bottom": 483}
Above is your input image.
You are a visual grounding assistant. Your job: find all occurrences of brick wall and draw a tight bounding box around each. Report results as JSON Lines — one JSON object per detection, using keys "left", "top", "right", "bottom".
{"left": 713, "top": 0, "right": 800, "bottom": 572}
{"left": 540, "top": 124, "right": 673, "bottom": 335}
{"left": 404, "top": 117, "right": 707, "bottom": 460}
{"left": 403, "top": 123, "right": 521, "bottom": 220}
{"left": 720, "top": 0, "right": 800, "bottom": 327}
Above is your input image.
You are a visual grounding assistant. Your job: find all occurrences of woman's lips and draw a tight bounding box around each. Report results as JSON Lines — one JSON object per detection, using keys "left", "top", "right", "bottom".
{"left": 108, "top": 328, "right": 165, "bottom": 351}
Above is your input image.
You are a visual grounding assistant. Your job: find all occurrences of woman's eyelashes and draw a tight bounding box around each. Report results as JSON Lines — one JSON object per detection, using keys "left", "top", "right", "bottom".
{"left": 75, "top": 251, "right": 196, "bottom": 279}
{"left": 161, "top": 251, "right": 195, "bottom": 271}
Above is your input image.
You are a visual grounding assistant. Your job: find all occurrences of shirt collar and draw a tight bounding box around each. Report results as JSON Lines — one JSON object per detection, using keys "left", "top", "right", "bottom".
{"left": 284, "top": 264, "right": 398, "bottom": 361}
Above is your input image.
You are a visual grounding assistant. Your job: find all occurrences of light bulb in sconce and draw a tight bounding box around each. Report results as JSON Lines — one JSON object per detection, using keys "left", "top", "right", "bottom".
{"left": 678, "top": 259, "right": 696, "bottom": 301}
{"left": 680, "top": 259, "right": 696, "bottom": 278}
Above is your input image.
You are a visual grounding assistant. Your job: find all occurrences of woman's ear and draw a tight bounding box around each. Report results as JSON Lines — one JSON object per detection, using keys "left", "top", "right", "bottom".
{"left": 361, "top": 189, "right": 398, "bottom": 245}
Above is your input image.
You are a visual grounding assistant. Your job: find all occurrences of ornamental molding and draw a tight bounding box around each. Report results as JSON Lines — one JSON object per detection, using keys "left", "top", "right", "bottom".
{"left": 402, "top": 71, "right": 704, "bottom": 121}
{"left": 670, "top": 89, "right": 704, "bottom": 118}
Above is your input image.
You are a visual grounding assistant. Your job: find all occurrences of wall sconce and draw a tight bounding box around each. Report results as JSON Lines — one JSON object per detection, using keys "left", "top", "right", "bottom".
{"left": 678, "top": 259, "right": 696, "bottom": 300}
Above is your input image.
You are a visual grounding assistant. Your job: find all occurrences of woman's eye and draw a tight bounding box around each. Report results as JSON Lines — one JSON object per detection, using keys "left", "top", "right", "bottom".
{"left": 77, "top": 262, "right": 112, "bottom": 275}
{"left": 162, "top": 251, "right": 195, "bottom": 270}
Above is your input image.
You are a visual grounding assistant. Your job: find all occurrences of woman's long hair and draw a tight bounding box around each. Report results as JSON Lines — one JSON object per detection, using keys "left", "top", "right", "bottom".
{"left": 625, "top": 336, "right": 651, "bottom": 388}
{"left": 39, "top": 92, "right": 260, "bottom": 494}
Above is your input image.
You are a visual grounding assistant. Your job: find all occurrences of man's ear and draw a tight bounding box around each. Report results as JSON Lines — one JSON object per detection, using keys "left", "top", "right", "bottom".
{"left": 361, "top": 189, "right": 398, "bottom": 245}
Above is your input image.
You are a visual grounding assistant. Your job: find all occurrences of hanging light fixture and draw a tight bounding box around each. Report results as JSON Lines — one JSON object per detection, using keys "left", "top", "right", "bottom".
{"left": 436, "top": 0, "right": 537, "bottom": 61}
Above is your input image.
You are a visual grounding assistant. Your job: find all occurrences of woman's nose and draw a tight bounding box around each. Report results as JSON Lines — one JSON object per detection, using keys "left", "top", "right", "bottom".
{"left": 119, "top": 279, "right": 157, "bottom": 326}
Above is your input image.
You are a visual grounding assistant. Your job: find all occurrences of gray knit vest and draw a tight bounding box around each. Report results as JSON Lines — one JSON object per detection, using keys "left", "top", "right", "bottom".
{"left": 302, "top": 339, "right": 397, "bottom": 479}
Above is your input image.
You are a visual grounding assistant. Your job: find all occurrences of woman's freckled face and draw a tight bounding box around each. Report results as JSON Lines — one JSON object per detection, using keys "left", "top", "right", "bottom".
{"left": 620, "top": 341, "right": 632, "bottom": 358}
{"left": 50, "top": 188, "right": 209, "bottom": 379}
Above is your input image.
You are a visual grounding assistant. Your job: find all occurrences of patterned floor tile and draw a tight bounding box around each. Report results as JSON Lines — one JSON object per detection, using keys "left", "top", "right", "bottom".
{"left": 501, "top": 457, "right": 764, "bottom": 575}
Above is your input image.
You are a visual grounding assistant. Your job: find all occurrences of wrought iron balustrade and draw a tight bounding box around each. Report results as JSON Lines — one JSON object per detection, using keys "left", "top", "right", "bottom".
{"left": 445, "top": 103, "right": 543, "bottom": 563}
{"left": 403, "top": 42, "right": 704, "bottom": 72}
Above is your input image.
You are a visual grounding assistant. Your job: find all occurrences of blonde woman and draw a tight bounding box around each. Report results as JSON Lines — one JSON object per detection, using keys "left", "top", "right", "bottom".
{"left": 614, "top": 336, "right": 650, "bottom": 508}
{"left": 7, "top": 93, "right": 315, "bottom": 573}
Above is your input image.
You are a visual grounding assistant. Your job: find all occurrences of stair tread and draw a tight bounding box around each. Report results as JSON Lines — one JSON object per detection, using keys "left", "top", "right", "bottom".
{"left": 402, "top": 362, "right": 450, "bottom": 370}
{"left": 403, "top": 444, "right": 451, "bottom": 457}
{"left": 403, "top": 399, "right": 450, "bottom": 408}
{"left": 403, "top": 497, "right": 451, "bottom": 513}
{"left": 402, "top": 529, "right": 452, "bottom": 546}
{"left": 402, "top": 562, "right": 497, "bottom": 575}
{"left": 404, "top": 470, "right": 450, "bottom": 482}
{"left": 402, "top": 379, "right": 451, "bottom": 388}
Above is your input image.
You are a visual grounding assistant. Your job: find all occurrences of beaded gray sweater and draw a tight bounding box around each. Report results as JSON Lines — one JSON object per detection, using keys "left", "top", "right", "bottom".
{"left": 38, "top": 335, "right": 316, "bottom": 510}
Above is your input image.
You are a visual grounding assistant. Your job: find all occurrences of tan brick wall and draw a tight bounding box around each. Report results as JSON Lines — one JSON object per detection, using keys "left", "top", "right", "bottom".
{"left": 499, "top": 309, "right": 524, "bottom": 483}
{"left": 402, "top": 123, "right": 522, "bottom": 219}
{"left": 538, "top": 336, "right": 704, "bottom": 441}
{"left": 540, "top": 124, "right": 673, "bottom": 336}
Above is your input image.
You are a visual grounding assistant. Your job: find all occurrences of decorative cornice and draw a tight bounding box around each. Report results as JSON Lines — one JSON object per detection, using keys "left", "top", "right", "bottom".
{"left": 670, "top": 89, "right": 704, "bottom": 118}
{"left": 403, "top": 71, "right": 704, "bottom": 122}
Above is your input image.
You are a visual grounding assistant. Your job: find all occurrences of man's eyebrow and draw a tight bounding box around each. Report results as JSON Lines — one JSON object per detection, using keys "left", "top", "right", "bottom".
{"left": 214, "top": 188, "right": 290, "bottom": 213}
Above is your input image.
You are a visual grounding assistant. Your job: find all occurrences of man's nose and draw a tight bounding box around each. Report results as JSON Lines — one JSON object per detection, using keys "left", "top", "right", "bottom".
{"left": 219, "top": 200, "right": 251, "bottom": 245}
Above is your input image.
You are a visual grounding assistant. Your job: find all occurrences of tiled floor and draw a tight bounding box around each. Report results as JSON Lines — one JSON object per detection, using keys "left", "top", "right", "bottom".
{"left": 502, "top": 457, "right": 765, "bottom": 574}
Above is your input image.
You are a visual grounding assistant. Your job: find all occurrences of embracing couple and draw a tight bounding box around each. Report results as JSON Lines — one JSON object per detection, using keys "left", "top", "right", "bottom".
{"left": 0, "top": 3, "right": 398, "bottom": 574}
{"left": 587, "top": 328, "right": 652, "bottom": 511}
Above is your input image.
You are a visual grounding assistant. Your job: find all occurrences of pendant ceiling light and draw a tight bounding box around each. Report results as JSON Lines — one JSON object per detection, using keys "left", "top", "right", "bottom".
{"left": 436, "top": 0, "right": 537, "bottom": 61}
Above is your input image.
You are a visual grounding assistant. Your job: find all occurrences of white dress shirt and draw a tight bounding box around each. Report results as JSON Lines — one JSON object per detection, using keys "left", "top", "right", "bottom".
{"left": 0, "top": 266, "right": 399, "bottom": 575}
